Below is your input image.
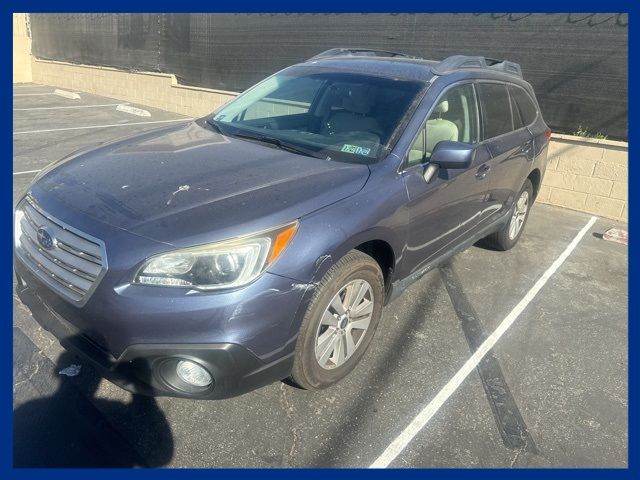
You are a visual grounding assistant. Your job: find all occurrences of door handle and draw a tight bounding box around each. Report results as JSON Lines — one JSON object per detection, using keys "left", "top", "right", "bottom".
{"left": 521, "top": 141, "right": 533, "bottom": 154}
{"left": 476, "top": 164, "right": 491, "bottom": 179}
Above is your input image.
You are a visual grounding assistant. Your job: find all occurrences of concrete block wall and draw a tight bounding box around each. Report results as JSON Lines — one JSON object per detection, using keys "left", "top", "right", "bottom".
{"left": 28, "top": 59, "right": 628, "bottom": 222}
{"left": 13, "top": 14, "right": 32, "bottom": 83}
{"left": 245, "top": 99, "right": 309, "bottom": 120}
{"left": 537, "top": 134, "right": 628, "bottom": 222}
{"left": 31, "top": 59, "right": 237, "bottom": 118}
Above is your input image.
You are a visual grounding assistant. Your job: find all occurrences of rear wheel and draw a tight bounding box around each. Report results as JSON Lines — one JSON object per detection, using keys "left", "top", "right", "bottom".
{"left": 483, "top": 178, "right": 533, "bottom": 251}
{"left": 290, "top": 250, "right": 384, "bottom": 390}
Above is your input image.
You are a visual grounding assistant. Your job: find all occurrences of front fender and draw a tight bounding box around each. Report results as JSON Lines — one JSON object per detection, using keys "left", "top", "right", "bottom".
{"left": 268, "top": 171, "right": 409, "bottom": 286}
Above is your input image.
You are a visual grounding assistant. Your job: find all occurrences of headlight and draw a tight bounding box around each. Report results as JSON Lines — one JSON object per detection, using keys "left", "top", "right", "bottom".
{"left": 133, "top": 221, "right": 298, "bottom": 290}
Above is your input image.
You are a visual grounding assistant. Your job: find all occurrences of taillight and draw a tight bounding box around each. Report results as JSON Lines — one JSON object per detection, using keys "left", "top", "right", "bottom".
{"left": 544, "top": 127, "right": 552, "bottom": 142}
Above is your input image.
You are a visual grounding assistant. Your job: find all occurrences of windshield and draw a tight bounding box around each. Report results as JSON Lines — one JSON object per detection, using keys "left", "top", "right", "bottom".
{"left": 210, "top": 67, "right": 424, "bottom": 163}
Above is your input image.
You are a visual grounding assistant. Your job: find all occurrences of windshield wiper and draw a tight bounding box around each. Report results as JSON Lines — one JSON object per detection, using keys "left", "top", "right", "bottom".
{"left": 204, "top": 118, "right": 224, "bottom": 133}
{"left": 229, "top": 132, "right": 322, "bottom": 159}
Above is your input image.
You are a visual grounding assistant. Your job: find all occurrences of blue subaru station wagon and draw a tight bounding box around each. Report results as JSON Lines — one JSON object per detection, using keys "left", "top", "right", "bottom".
{"left": 14, "top": 49, "right": 550, "bottom": 399}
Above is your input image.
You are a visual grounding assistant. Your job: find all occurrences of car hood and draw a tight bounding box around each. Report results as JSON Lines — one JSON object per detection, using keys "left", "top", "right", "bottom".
{"left": 32, "top": 121, "right": 370, "bottom": 246}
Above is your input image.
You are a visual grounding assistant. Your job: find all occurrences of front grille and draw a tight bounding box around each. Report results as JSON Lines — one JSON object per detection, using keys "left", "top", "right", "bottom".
{"left": 15, "top": 196, "right": 107, "bottom": 304}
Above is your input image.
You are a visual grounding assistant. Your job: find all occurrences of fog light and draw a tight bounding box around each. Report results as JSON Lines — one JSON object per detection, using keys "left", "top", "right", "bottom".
{"left": 175, "top": 360, "right": 212, "bottom": 387}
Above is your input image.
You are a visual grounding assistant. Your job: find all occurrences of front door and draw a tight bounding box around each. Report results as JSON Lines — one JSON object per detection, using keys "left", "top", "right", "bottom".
{"left": 402, "top": 82, "right": 493, "bottom": 277}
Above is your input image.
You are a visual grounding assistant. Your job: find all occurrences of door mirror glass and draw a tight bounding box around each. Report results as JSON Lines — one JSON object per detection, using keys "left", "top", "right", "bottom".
{"left": 430, "top": 141, "right": 475, "bottom": 170}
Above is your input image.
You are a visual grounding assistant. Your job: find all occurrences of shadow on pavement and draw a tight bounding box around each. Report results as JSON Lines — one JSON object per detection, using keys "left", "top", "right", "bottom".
{"left": 311, "top": 275, "right": 442, "bottom": 466}
{"left": 13, "top": 336, "right": 174, "bottom": 468}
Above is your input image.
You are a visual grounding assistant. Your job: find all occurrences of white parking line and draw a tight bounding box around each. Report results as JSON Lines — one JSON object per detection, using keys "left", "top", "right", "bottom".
{"left": 14, "top": 103, "right": 124, "bottom": 111}
{"left": 369, "top": 215, "right": 598, "bottom": 468}
{"left": 13, "top": 118, "right": 191, "bottom": 135}
{"left": 13, "top": 169, "right": 42, "bottom": 176}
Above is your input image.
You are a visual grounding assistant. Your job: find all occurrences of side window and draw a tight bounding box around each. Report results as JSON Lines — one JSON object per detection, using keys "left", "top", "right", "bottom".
{"left": 477, "top": 83, "right": 513, "bottom": 140}
{"left": 406, "top": 83, "right": 479, "bottom": 168}
{"left": 407, "top": 128, "right": 425, "bottom": 167}
{"left": 509, "top": 85, "right": 538, "bottom": 126}
{"left": 510, "top": 91, "right": 525, "bottom": 130}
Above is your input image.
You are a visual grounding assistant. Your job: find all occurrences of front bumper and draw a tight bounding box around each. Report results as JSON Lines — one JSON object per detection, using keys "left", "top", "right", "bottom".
{"left": 16, "top": 278, "right": 297, "bottom": 399}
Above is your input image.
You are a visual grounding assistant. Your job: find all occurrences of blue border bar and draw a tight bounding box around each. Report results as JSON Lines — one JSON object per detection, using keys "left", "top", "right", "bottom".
{"left": 5, "top": 3, "right": 635, "bottom": 477}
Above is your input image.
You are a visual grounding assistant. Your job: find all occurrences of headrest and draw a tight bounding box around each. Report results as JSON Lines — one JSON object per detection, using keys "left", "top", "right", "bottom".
{"left": 342, "top": 87, "right": 374, "bottom": 115}
{"left": 433, "top": 100, "right": 449, "bottom": 114}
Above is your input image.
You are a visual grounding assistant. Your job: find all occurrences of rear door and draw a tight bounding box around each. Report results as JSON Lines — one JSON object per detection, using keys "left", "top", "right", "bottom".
{"left": 476, "top": 82, "right": 534, "bottom": 218}
{"left": 509, "top": 83, "right": 548, "bottom": 162}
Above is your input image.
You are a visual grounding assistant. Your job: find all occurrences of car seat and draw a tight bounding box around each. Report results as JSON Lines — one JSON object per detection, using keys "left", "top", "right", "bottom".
{"left": 322, "top": 87, "right": 382, "bottom": 140}
{"left": 425, "top": 100, "right": 459, "bottom": 156}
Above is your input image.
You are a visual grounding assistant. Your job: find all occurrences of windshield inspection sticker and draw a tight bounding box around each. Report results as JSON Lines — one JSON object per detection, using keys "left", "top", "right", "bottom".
{"left": 341, "top": 144, "right": 371, "bottom": 156}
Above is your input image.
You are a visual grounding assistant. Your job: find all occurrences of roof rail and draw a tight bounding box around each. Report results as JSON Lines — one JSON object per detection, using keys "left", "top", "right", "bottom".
{"left": 431, "top": 55, "right": 522, "bottom": 78}
{"left": 308, "top": 48, "right": 419, "bottom": 61}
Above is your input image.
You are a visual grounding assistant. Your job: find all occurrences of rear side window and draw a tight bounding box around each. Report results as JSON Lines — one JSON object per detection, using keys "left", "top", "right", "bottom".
{"left": 476, "top": 83, "right": 513, "bottom": 140}
{"left": 510, "top": 93, "right": 524, "bottom": 130}
{"left": 509, "top": 85, "right": 538, "bottom": 126}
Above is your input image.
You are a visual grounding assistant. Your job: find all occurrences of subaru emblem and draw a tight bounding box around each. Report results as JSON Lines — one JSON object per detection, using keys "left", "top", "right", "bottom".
{"left": 36, "top": 227, "right": 55, "bottom": 250}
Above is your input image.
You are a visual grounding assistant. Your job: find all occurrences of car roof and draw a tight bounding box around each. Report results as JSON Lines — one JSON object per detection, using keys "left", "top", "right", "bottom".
{"left": 295, "top": 56, "right": 439, "bottom": 83}
{"left": 294, "top": 51, "right": 533, "bottom": 91}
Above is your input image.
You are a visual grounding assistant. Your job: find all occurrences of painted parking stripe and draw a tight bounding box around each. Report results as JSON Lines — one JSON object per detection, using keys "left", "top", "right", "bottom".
{"left": 14, "top": 103, "right": 124, "bottom": 111}
{"left": 13, "top": 169, "right": 42, "bottom": 176}
{"left": 13, "top": 118, "right": 190, "bottom": 135}
{"left": 370, "top": 216, "right": 598, "bottom": 468}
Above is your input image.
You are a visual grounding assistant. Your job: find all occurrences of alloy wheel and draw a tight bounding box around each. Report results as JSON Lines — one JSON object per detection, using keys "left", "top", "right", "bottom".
{"left": 314, "top": 279, "right": 374, "bottom": 370}
{"left": 508, "top": 190, "right": 529, "bottom": 240}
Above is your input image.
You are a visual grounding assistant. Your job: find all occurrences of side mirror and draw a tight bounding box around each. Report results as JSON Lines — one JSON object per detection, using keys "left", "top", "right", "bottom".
{"left": 430, "top": 141, "right": 476, "bottom": 170}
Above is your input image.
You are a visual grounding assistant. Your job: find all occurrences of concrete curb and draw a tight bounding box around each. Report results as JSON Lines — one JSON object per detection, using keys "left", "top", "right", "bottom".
{"left": 53, "top": 88, "right": 80, "bottom": 100}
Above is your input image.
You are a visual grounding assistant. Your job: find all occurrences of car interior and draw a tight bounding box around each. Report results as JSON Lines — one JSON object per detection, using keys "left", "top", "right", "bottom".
{"left": 224, "top": 75, "right": 423, "bottom": 158}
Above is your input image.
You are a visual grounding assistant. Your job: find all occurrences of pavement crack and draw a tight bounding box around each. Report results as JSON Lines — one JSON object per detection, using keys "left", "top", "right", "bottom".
{"left": 279, "top": 383, "right": 299, "bottom": 466}
{"left": 440, "top": 262, "right": 538, "bottom": 455}
{"left": 509, "top": 442, "right": 527, "bottom": 467}
{"left": 13, "top": 350, "right": 43, "bottom": 391}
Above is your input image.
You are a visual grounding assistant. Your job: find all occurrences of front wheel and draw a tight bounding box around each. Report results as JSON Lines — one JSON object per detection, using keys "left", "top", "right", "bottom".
{"left": 483, "top": 178, "right": 534, "bottom": 251}
{"left": 290, "top": 250, "right": 384, "bottom": 390}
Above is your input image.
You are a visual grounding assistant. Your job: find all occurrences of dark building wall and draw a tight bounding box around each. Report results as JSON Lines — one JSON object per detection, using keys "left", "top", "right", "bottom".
{"left": 30, "top": 13, "right": 628, "bottom": 139}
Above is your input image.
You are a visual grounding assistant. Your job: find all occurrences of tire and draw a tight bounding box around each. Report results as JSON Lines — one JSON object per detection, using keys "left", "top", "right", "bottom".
{"left": 290, "top": 250, "right": 385, "bottom": 390}
{"left": 483, "top": 178, "right": 534, "bottom": 251}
